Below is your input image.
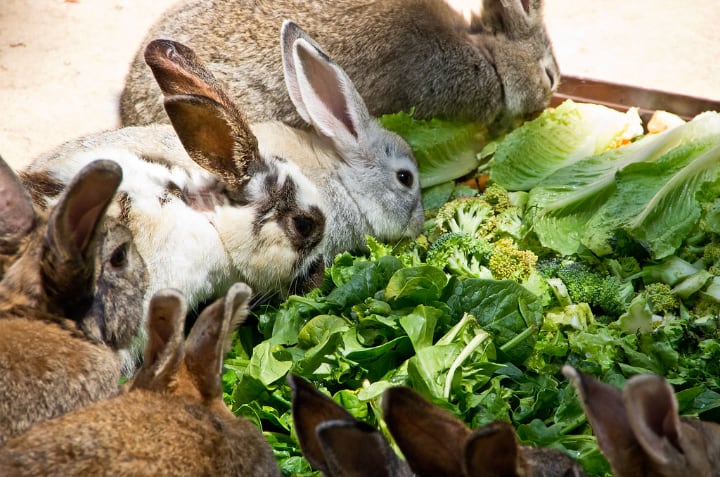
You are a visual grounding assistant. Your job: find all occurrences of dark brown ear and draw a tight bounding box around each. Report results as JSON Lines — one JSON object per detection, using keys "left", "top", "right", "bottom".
{"left": 0, "top": 156, "right": 36, "bottom": 254}
{"left": 143, "top": 39, "right": 258, "bottom": 197}
{"left": 184, "top": 282, "right": 251, "bottom": 399}
{"left": 623, "top": 374, "right": 683, "bottom": 466}
{"left": 382, "top": 386, "right": 471, "bottom": 477}
{"left": 42, "top": 159, "right": 122, "bottom": 317}
{"left": 131, "top": 288, "right": 187, "bottom": 391}
{"left": 288, "top": 374, "right": 356, "bottom": 473}
{"left": 316, "top": 419, "right": 408, "bottom": 477}
{"left": 464, "top": 421, "right": 520, "bottom": 477}
{"left": 562, "top": 365, "right": 644, "bottom": 477}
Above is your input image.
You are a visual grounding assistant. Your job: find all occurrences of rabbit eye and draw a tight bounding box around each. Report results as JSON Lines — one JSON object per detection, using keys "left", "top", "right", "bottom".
{"left": 396, "top": 170, "right": 414, "bottom": 188}
{"left": 292, "top": 215, "right": 317, "bottom": 239}
{"left": 110, "top": 244, "right": 128, "bottom": 268}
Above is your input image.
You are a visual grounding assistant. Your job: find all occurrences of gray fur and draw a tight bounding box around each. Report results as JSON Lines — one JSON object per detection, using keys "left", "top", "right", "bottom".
{"left": 120, "top": 0, "right": 559, "bottom": 134}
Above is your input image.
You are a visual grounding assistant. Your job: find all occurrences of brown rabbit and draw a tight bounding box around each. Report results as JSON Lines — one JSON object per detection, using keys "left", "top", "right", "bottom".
{"left": 563, "top": 365, "right": 720, "bottom": 477}
{"left": 382, "top": 385, "right": 588, "bottom": 477}
{"left": 120, "top": 0, "right": 559, "bottom": 134}
{"left": 0, "top": 283, "right": 280, "bottom": 476}
{"left": 288, "top": 374, "right": 415, "bottom": 477}
{"left": 0, "top": 158, "right": 147, "bottom": 445}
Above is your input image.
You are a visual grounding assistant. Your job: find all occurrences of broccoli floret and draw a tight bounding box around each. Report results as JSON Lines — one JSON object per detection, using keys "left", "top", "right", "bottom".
{"left": 554, "top": 260, "right": 634, "bottom": 317}
{"left": 702, "top": 242, "right": 720, "bottom": 275}
{"left": 481, "top": 183, "right": 511, "bottom": 211}
{"left": 643, "top": 282, "right": 680, "bottom": 314}
{"left": 488, "top": 238, "right": 538, "bottom": 281}
{"left": 426, "top": 232, "right": 493, "bottom": 278}
{"left": 435, "top": 197, "right": 496, "bottom": 238}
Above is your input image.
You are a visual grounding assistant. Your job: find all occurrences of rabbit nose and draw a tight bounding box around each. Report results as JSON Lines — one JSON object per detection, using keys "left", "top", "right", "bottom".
{"left": 291, "top": 209, "right": 325, "bottom": 249}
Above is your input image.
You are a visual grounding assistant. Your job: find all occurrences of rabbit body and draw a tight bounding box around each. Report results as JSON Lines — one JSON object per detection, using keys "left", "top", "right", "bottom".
{"left": 0, "top": 159, "right": 147, "bottom": 445}
{"left": 120, "top": 0, "right": 559, "bottom": 133}
{"left": 0, "top": 284, "right": 280, "bottom": 477}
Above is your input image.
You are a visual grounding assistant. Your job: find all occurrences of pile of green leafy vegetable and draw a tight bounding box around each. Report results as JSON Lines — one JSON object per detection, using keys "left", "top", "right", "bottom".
{"left": 222, "top": 101, "right": 720, "bottom": 476}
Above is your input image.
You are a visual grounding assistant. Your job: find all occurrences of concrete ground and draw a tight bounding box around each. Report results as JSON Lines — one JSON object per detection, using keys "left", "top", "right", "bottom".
{"left": 1, "top": 0, "right": 719, "bottom": 170}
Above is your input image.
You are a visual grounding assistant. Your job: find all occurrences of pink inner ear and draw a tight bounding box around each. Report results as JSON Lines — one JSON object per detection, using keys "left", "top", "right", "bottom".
{"left": 296, "top": 44, "right": 357, "bottom": 138}
{"left": 521, "top": 0, "right": 531, "bottom": 14}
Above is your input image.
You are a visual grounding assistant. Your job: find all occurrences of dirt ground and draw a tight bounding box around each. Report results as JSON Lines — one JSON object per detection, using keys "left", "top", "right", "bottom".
{"left": 2, "top": 0, "right": 719, "bottom": 170}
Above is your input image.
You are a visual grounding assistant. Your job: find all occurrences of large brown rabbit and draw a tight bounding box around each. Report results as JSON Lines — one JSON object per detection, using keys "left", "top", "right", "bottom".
{"left": 382, "top": 385, "right": 588, "bottom": 477}
{"left": 0, "top": 158, "right": 147, "bottom": 445}
{"left": 121, "top": 0, "right": 559, "bottom": 134}
{"left": 0, "top": 283, "right": 280, "bottom": 476}
{"left": 563, "top": 365, "right": 720, "bottom": 477}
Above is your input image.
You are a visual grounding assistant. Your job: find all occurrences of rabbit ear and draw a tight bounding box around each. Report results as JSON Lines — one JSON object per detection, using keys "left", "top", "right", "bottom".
{"left": 481, "top": 0, "right": 541, "bottom": 37}
{"left": 316, "top": 420, "right": 405, "bottom": 477}
{"left": 131, "top": 288, "right": 187, "bottom": 391}
{"left": 42, "top": 160, "right": 122, "bottom": 317}
{"left": 562, "top": 365, "right": 644, "bottom": 476}
{"left": 284, "top": 23, "right": 372, "bottom": 153}
{"left": 144, "top": 39, "right": 258, "bottom": 197}
{"left": 382, "top": 386, "right": 471, "bottom": 477}
{"left": 281, "top": 20, "right": 313, "bottom": 125}
{"left": 288, "top": 374, "right": 355, "bottom": 473}
{"left": 184, "top": 282, "right": 252, "bottom": 399}
{"left": 464, "top": 421, "right": 521, "bottom": 477}
{"left": 0, "top": 156, "right": 36, "bottom": 254}
{"left": 623, "top": 374, "right": 683, "bottom": 467}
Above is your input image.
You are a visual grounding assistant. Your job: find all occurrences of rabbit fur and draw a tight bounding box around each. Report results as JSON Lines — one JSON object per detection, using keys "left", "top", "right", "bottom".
{"left": 564, "top": 365, "right": 720, "bottom": 477}
{"left": 0, "top": 283, "right": 281, "bottom": 476}
{"left": 382, "top": 385, "right": 588, "bottom": 477}
{"left": 120, "top": 0, "right": 559, "bottom": 134}
{"left": 0, "top": 159, "right": 147, "bottom": 445}
{"left": 24, "top": 38, "right": 328, "bottom": 316}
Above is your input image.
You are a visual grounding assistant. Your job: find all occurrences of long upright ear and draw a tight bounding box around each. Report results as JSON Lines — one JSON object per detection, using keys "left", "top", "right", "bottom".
{"left": 0, "top": 156, "right": 36, "bottom": 254}
{"left": 42, "top": 159, "right": 122, "bottom": 317}
{"left": 382, "top": 386, "right": 471, "bottom": 477}
{"left": 623, "top": 374, "right": 684, "bottom": 466}
{"left": 562, "top": 365, "right": 644, "bottom": 477}
{"left": 281, "top": 21, "right": 371, "bottom": 151}
{"left": 130, "top": 288, "right": 187, "bottom": 391}
{"left": 288, "top": 374, "right": 356, "bottom": 473}
{"left": 143, "top": 39, "right": 258, "bottom": 197}
{"left": 464, "top": 421, "right": 520, "bottom": 477}
{"left": 316, "top": 420, "right": 412, "bottom": 477}
{"left": 184, "top": 282, "right": 252, "bottom": 399}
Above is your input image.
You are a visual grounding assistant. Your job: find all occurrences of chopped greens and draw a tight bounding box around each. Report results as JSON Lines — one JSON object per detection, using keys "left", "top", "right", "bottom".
{"left": 223, "top": 102, "right": 720, "bottom": 477}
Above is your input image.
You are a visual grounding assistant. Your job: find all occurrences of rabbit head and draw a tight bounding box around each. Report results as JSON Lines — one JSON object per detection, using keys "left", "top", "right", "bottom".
{"left": 467, "top": 0, "right": 559, "bottom": 133}
{"left": 253, "top": 21, "right": 424, "bottom": 260}
{"left": 288, "top": 374, "right": 414, "bottom": 477}
{"left": 563, "top": 365, "right": 720, "bottom": 477}
{"left": 0, "top": 159, "right": 147, "bottom": 444}
{"left": 0, "top": 159, "right": 146, "bottom": 346}
{"left": 0, "top": 284, "right": 280, "bottom": 476}
{"left": 143, "top": 38, "right": 327, "bottom": 297}
{"left": 382, "top": 385, "right": 587, "bottom": 477}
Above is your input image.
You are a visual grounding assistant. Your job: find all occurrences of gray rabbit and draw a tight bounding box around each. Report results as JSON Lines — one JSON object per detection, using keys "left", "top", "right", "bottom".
{"left": 121, "top": 0, "right": 559, "bottom": 134}
{"left": 0, "top": 284, "right": 280, "bottom": 476}
{"left": 0, "top": 158, "right": 147, "bottom": 445}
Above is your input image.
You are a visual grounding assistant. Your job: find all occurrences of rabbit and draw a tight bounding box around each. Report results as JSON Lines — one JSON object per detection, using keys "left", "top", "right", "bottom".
{"left": 253, "top": 21, "right": 424, "bottom": 259}
{"left": 0, "top": 158, "right": 148, "bottom": 445}
{"left": 288, "top": 374, "right": 415, "bottom": 477}
{"left": 120, "top": 0, "right": 559, "bottom": 135}
{"left": 563, "top": 365, "right": 720, "bottom": 477}
{"left": 24, "top": 36, "right": 328, "bottom": 317}
{"left": 0, "top": 283, "right": 281, "bottom": 476}
{"left": 382, "top": 385, "right": 588, "bottom": 477}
